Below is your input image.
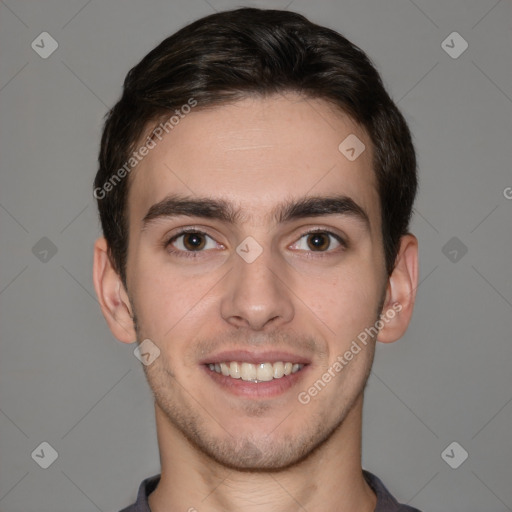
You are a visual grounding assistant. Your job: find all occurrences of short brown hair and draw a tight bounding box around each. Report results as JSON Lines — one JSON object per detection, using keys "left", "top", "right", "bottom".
{"left": 94, "top": 7, "right": 417, "bottom": 284}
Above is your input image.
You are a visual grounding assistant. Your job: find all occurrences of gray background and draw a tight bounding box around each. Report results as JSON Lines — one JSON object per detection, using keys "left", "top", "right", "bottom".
{"left": 0, "top": 0, "right": 511, "bottom": 511}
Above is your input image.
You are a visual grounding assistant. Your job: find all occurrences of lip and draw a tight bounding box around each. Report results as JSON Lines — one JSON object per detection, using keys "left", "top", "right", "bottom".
{"left": 199, "top": 350, "right": 312, "bottom": 365}
{"left": 200, "top": 351, "right": 312, "bottom": 399}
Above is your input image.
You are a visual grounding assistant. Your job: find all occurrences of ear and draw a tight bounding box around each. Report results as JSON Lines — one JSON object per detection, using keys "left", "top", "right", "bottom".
{"left": 377, "top": 234, "right": 418, "bottom": 343}
{"left": 93, "top": 237, "right": 137, "bottom": 343}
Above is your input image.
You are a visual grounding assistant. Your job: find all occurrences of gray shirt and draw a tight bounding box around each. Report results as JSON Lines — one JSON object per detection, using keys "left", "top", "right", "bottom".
{"left": 119, "top": 470, "right": 422, "bottom": 511}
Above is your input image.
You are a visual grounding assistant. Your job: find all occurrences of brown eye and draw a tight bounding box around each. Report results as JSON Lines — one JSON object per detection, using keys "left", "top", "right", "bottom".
{"left": 166, "top": 230, "right": 223, "bottom": 258}
{"left": 182, "top": 232, "right": 206, "bottom": 251}
{"left": 290, "top": 231, "right": 344, "bottom": 253}
{"left": 306, "top": 233, "right": 331, "bottom": 251}
{"left": 168, "top": 230, "right": 217, "bottom": 253}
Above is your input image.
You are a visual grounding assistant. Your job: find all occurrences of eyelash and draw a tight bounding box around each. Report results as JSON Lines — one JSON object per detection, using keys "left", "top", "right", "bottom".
{"left": 164, "top": 228, "right": 347, "bottom": 259}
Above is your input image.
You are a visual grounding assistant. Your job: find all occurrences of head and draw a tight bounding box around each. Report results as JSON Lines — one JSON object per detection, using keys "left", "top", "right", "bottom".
{"left": 93, "top": 8, "right": 418, "bottom": 471}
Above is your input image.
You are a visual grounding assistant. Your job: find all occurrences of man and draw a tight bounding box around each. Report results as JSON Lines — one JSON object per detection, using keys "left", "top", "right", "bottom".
{"left": 93, "top": 8, "right": 420, "bottom": 512}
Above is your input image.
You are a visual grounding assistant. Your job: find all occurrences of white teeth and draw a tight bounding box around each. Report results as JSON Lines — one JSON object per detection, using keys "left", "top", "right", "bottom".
{"left": 229, "top": 361, "right": 241, "bottom": 379}
{"left": 240, "top": 362, "right": 257, "bottom": 381}
{"left": 208, "top": 361, "right": 304, "bottom": 382}
{"left": 273, "top": 361, "right": 284, "bottom": 378}
{"left": 256, "top": 363, "right": 274, "bottom": 382}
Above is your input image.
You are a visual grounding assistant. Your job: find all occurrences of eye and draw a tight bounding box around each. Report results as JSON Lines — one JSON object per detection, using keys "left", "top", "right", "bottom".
{"left": 290, "top": 231, "right": 344, "bottom": 252}
{"left": 167, "top": 230, "right": 220, "bottom": 254}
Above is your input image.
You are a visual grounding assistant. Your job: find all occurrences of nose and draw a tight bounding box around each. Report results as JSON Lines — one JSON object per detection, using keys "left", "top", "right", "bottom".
{"left": 220, "top": 246, "right": 295, "bottom": 331}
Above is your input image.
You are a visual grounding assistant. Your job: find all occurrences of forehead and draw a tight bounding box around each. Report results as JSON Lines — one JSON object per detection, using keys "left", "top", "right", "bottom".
{"left": 127, "top": 93, "right": 379, "bottom": 228}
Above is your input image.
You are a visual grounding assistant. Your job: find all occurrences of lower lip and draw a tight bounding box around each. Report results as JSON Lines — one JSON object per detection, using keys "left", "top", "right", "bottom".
{"left": 203, "top": 365, "right": 310, "bottom": 399}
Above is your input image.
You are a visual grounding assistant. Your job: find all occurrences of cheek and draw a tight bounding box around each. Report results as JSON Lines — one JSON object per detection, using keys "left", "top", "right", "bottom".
{"left": 294, "top": 264, "right": 382, "bottom": 339}
{"left": 129, "top": 260, "right": 220, "bottom": 343}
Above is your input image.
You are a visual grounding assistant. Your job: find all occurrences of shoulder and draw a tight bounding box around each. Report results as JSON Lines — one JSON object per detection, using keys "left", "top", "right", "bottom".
{"left": 118, "top": 474, "right": 160, "bottom": 512}
{"left": 363, "top": 470, "right": 422, "bottom": 512}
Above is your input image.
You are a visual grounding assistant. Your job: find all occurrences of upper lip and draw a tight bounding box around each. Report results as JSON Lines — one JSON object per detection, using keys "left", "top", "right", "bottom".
{"left": 200, "top": 350, "right": 312, "bottom": 365}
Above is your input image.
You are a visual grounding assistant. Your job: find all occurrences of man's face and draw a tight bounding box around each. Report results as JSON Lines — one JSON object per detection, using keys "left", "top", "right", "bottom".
{"left": 125, "top": 94, "right": 388, "bottom": 470}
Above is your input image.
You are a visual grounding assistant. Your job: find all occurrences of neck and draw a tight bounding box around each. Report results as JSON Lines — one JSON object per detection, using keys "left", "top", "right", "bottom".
{"left": 148, "top": 394, "right": 376, "bottom": 512}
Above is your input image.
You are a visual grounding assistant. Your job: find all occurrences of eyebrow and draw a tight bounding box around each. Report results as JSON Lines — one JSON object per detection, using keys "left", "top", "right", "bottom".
{"left": 142, "top": 194, "right": 370, "bottom": 231}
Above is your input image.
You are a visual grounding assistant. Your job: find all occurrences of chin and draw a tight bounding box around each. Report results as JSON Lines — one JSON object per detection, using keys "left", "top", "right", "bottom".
{"left": 178, "top": 419, "right": 343, "bottom": 473}
{"left": 200, "top": 437, "right": 313, "bottom": 472}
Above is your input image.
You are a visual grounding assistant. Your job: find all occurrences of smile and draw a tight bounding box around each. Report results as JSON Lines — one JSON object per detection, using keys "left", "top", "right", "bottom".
{"left": 208, "top": 361, "right": 305, "bottom": 382}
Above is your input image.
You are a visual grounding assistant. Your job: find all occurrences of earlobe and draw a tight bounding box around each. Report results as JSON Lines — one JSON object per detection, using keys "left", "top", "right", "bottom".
{"left": 377, "top": 234, "right": 418, "bottom": 343}
{"left": 92, "top": 237, "right": 137, "bottom": 343}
